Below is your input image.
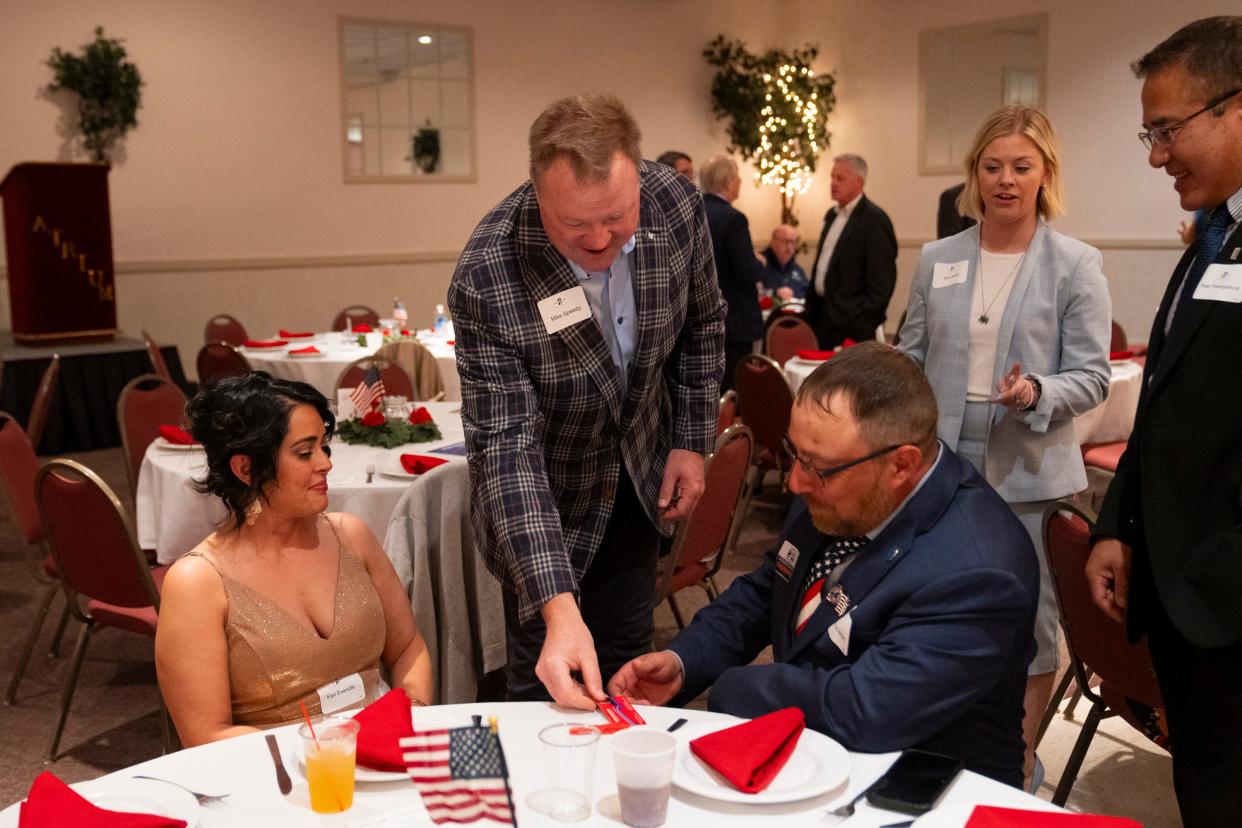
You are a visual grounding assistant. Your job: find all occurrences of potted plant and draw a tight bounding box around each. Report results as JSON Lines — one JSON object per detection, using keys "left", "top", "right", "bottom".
{"left": 46, "top": 26, "right": 144, "bottom": 163}
{"left": 412, "top": 120, "right": 441, "bottom": 174}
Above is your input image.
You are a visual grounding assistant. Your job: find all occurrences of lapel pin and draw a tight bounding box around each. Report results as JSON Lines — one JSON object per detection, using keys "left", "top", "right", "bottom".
{"left": 886, "top": 547, "right": 901, "bottom": 561}
{"left": 646, "top": 231, "right": 655, "bottom": 240}
{"left": 824, "top": 585, "right": 850, "bottom": 616}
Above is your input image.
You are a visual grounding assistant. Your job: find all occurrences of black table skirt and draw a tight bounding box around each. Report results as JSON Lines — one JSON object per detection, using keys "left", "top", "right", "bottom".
{"left": 0, "top": 346, "right": 189, "bottom": 454}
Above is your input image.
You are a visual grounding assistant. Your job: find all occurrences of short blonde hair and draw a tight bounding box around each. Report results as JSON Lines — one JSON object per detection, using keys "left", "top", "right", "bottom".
{"left": 699, "top": 155, "right": 739, "bottom": 195}
{"left": 528, "top": 94, "right": 642, "bottom": 184}
{"left": 958, "top": 105, "right": 1065, "bottom": 222}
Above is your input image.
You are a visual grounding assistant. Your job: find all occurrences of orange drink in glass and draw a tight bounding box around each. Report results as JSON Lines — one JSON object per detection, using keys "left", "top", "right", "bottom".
{"left": 298, "top": 715, "right": 360, "bottom": 813}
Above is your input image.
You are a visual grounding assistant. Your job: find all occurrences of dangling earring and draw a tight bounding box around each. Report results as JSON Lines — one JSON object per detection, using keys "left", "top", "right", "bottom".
{"left": 246, "top": 498, "right": 263, "bottom": 526}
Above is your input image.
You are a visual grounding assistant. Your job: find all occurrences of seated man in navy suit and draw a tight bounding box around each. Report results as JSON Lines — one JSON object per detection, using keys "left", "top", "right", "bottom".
{"left": 610, "top": 342, "right": 1038, "bottom": 786}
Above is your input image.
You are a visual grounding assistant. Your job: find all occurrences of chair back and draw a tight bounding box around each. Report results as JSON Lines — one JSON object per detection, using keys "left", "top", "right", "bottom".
{"left": 336, "top": 355, "right": 416, "bottom": 402}
{"left": 203, "top": 314, "right": 248, "bottom": 346}
{"left": 332, "top": 305, "right": 381, "bottom": 331}
{"left": 26, "top": 353, "right": 61, "bottom": 451}
{"left": 734, "top": 354, "right": 793, "bottom": 459}
{"left": 0, "top": 412, "right": 44, "bottom": 546}
{"left": 1110, "top": 320, "right": 1128, "bottom": 352}
{"left": 764, "top": 316, "right": 818, "bottom": 367}
{"left": 141, "top": 329, "right": 174, "bottom": 384}
{"left": 196, "top": 342, "right": 252, "bottom": 386}
{"left": 378, "top": 340, "right": 445, "bottom": 401}
{"left": 657, "top": 425, "right": 755, "bottom": 602}
{"left": 716, "top": 390, "right": 737, "bottom": 437}
{"left": 1043, "top": 501, "right": 1163, "bottom": 710}
{"left": 36, "top": 460, "right": 159, "bottom": 613}
{"left": 117, "top": 374, "right": 189, "bottom": 497}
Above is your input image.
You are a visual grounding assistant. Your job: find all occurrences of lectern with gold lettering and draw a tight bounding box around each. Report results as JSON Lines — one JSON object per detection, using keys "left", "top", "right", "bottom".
{"left": 1, "top": 162, "right": 117, "bottom": 343}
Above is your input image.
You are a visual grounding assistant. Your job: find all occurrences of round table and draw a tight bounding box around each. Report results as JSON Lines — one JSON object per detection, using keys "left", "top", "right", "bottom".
{"left": 242, "top": 332, "right": 460, "bottom": 402}
{"left": 0, "top": 703, "right": 1061, "bottom": 827}
{"left": 135, "top": 401, "right": 466, "bottom": 564}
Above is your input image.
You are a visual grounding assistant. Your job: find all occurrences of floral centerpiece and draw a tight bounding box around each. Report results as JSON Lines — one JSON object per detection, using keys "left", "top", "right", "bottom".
{"left": 336, "top": 404, "right": 442, "bottom": 449}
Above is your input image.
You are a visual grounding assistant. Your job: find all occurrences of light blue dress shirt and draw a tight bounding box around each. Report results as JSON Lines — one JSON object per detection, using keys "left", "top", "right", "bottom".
{"left": 567, "top": 234, "right": 638, "bottom": 389}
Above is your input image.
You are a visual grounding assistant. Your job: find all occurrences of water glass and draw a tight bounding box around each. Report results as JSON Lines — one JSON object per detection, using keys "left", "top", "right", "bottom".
{"left": 530, "top": 722, "right": 599, "bottom": 821}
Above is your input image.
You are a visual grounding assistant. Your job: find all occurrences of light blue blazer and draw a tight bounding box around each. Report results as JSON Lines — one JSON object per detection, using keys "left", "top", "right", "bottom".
{"left": 897, "top": 222, "right": 1111, "bottom": 502}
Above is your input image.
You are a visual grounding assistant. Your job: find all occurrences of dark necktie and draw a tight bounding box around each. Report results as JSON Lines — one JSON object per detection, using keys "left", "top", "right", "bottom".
{"left": 794, "top": 535, "right": 867, "bottom": 635}
{"left": 1169, "top": 205, "right": 1234, "bottom": 333}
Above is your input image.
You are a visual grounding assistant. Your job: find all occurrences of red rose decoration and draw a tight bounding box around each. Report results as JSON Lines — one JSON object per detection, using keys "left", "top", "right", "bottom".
{"left": 401, "top": 329, "right": 411, "bottom": 336}
{"left": 381, "top": 328, "right": 391, "bottom": 335}
{"left": 759, "top": 295, "right": 774, "bottom": 310}
{"left": 361, "top": 410, "right": 386, "bottom": 427}
{"left": 841, "top": 338, "right": 857, "bottom": 348}
{"left": 409, "top": 406, "right": 433, "bottom": 425}
{"left": 352, "top": 323, "right": 373, "bottom": 333}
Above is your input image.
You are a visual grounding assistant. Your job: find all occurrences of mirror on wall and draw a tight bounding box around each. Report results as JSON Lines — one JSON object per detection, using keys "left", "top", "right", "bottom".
{"left": 919, "top": 14, "right": 1048, "bottom": 175}
{"left": 339, "top": 19, "right": 475, "bottom": 182}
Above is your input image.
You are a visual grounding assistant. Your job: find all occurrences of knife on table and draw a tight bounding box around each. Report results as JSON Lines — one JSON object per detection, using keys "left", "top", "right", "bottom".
{"left": 265, "top": 734, "right": 293, "bottom": 795}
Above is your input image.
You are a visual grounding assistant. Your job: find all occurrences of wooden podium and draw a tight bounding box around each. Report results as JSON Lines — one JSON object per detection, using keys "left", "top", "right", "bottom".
{"left": 1, "top": 162, "right": 117, "bottom": 343}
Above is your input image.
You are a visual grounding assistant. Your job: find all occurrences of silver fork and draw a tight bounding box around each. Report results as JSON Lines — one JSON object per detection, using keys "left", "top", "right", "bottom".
{"left": 822, "top": 785, "right": 871, "bottom": 822}
{"left": 131, "top": 775, "right": 230, "bottom": 805}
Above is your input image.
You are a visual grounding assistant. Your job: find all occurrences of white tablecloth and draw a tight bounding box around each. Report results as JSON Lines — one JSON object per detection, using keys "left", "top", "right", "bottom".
{"left": 135, "top": 402, "right": 466, "bottom": 564}
{"left": 786, "top": 357, "right": 1144, "bottom": 446}
{"left": 0, "top": 703, "right": 1061, "bottom": 827}
{"left": 242, "top": 332, "right": 460, "bottom": 402}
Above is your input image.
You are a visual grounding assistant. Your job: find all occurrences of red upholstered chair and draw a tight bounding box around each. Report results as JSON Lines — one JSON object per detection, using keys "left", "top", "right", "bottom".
{"left": 203, "top": 313, "right": 248, "bottom": 346}
{"left": 1080, "top": 441, "right": 1126, "bottom": 513}
{"left": 117, "top": 374, "right": 189, "bottom": 498}
{"left": 332, "top": 305, "right": 381, "bottom": 331}
{"left": 734, "top": 354, "right": 793, "bottom": 488}
{"left": 1041, "top": 500, "right": 1167, "bottom": 807}
{"left": 656, "top": 424, "right": 755, "bottom": 628}
{"left": 141, "top": 329, "right": 174, "bottom": 384}
{"left": 336, "top": 355, "right": 417, "bottom": 403}
{"left": 716, "top": 390, "right": 738, "bottom": 437}
{"left": 36, "top": 459, "right": 172, "bottom": 760}
{"left": 196, "top": 342, "right": 252, "bottom": 386}
{"left": 25, "top": 353, "right": 61, "bottom": 453}
{"left": 0, "top": 413, "right": 66, "bottom": 704}
{"left": 1109, "top": 320, "right": 1128, "bottom": 353}
{"left": 764, "top": 315, "right": 818, "bottom": 368}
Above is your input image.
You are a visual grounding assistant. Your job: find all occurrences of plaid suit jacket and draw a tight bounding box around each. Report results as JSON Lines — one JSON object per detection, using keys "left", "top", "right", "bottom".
{"left": 448, "top": 161, "right": 726, "bottom": 623}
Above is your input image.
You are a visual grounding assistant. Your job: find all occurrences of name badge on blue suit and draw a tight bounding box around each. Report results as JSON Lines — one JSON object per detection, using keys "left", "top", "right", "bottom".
{"left": 775, "top": 541, "right": 799, "bottom": 581}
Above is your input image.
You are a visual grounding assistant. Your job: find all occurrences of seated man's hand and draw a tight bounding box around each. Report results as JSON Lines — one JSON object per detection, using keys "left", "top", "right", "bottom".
{"left": 538, "top": 594, "right": 607, "bottom": 710}
{"left": 776, "top": 286, "right": 794, "bottom": 301}
{"left": 607, "top": 651, "right": 683, "bottom": 706}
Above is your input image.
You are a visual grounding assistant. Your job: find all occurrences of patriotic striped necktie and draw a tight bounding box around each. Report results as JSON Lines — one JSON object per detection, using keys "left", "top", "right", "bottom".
{"left": 794, "top": 536, "right": 867, "bottom": 636}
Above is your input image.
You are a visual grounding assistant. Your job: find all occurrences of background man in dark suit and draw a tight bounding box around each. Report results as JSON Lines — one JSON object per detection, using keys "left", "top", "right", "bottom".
{"left": 700, "top": 155, "right": 766, "bottom": 391}
{"left": 936, "top": 182, "right": 976, "bottom": 239}
{"left": 1086, "top": 17, "right": 1242, "bottom": 826}
{"left": 805, "top": 154, "right": 898, "bottom": 348}
{"left": 449, "top": 94, "right": 725, "bottom": 709}
{"left": 610, "top": 343, "right": 1037, "bottom": 787}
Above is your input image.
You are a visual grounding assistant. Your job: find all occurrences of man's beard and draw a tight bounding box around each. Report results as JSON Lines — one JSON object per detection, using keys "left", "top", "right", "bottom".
{"left": 806, "top": 478, "right": 891, "bottom": 537}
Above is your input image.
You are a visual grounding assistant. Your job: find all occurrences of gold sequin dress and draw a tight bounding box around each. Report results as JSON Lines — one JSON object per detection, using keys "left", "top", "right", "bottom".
{"left": 187, "top": 518, "right": 386, "bottom": 727}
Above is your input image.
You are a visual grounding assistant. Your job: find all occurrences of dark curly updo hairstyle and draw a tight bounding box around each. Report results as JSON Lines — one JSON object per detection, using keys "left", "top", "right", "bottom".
{"left": 185, "top": 372, "right": 335, "bottom": 530}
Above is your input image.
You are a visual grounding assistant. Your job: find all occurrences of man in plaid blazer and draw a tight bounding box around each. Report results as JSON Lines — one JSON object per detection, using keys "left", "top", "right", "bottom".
{"left": 448, "top": 95, "right": 725, "bottom": 708}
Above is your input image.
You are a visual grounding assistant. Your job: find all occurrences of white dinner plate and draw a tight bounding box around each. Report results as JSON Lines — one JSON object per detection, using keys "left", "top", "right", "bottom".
{"left": 672, "top": 720, "right": 850, "bottom": 804}
{"left": 153, "top": 437, "right": 203, "bottom": 452}
{"left": 294, "top": 741, "right": 407, "bottom": 783}
{"left": 74, "top": 777, "right": 200, "bottom": 826}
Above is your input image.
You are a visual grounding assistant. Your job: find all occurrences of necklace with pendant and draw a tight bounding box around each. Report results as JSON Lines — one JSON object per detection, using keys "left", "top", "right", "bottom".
{"left": 976, "top": 247, "right": 1025, "bottom": 325}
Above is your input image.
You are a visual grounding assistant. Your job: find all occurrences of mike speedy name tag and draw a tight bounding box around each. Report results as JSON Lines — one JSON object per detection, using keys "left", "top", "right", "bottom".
{"left": 538, "top": 286, "right": 592, "bottom": 334}
{"left": 932, "top": 260, "right": 969, "bottom": 289}
{"left": 774, "top": 540, "right": 800, "bottom": 581}
{"left": 317, "top": 672, "right": 365, "bottom": 715}
{"left": 1193, "top": 264, "right": 1242, "bottom": 304}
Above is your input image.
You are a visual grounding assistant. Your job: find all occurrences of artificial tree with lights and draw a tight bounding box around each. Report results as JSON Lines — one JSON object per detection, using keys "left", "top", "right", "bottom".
{"left": 703, "top": 36, "right": 836, "bottom": 226}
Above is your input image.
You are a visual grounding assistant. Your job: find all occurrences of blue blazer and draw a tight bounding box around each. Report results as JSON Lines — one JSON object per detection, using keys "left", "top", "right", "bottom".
{"left": 668, "top": 447, "right": 1037, "bottom": 787}
{"left": 703, "top": 193, "right": 766, "bottom": 344}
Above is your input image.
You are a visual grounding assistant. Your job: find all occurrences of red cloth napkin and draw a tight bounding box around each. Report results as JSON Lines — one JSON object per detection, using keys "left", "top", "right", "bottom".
{"left": 400, "top": 454, "right": 449, "bottom": 475}
{"left": 351, "top": 323, "right": 373, "bottom": 333}
{"left": 1109, "top": 349, "right": 1133, "bottom": 360}
{"left": 242, "top": 339, "right": 287, "bottom": 348}
{"left": 796, "top": 349, "right": 834, "bottom": 361}
{"left": 289, "top": 345, "right": 321, "bottom": 355}
{"left": 279, "top": 329, "right": 314, "bottom": 338}
{"left": 19, "top": 771, "right": 187, "bottom": 827}
{"left": 965, "top": 806, "right": 1142, "bottom": 827}
{"left": 353, "top": 688, "right": 415, "bottom": 772}
{"left": 689, "top": 707, "right": 805, "bottom": 794}
{"left": 157, "top": 425, "right": 194, "bottom": 445}
{"left": 759, "top": 295, "right": 774, "bottom": 310}
{"left": 841, "top": 338, "right": 858, "bottom": 348}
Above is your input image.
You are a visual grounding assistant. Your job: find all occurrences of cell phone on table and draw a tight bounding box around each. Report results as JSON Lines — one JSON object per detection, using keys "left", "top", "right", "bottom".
{"left": 865, "top": 748, "right": 964, "bottom": 815}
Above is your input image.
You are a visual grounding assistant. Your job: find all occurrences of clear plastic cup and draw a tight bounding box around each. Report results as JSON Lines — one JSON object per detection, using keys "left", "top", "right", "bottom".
{"left": 298, "top": 716, "right": 359, "bottom": 814}
{"left": 611, "top": 729, "right": 677, "bottom": 827}
{"left": 529, "top": 722, "right": 599, "bottom": 821}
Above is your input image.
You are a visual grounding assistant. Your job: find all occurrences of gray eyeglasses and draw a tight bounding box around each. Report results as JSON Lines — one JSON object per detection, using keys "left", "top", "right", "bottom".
{"left": 1138, "top": 88, "right": 1240, "bottom": 150}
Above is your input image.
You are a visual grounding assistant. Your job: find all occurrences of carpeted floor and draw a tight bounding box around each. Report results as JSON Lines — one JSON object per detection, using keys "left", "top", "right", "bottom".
{"left": 0, "top": 449, "right": 1180, "bottom": 824}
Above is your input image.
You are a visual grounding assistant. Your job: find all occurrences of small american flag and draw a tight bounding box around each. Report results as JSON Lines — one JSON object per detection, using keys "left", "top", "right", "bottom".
{"left": 349, "top": 365, "right": 385, "bottom": 416}
{"left": 401, "top": 722, "right": 516, "bottom": 825}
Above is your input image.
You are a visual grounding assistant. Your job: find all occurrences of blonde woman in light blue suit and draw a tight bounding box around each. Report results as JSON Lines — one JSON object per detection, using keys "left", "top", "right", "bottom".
{"left": 898, "top": 105, "right": 1111, "bottom": 790}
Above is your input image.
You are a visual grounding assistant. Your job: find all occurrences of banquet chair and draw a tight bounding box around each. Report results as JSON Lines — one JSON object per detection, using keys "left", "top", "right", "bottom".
{"left": 196, "top": 341, "right": 252, "bottom": 386}
{"left": 26, "top": 353, "right": 61, "bottom": 453}
{"left": 716, "top": 390, "right": 738, "bottom": 437}
{"left": 1109, "top": 320, "right": 1128, "bottom": 353}
{"left": 1041, "top": 500, "right": 1167, "bottom": 807}
{"left": 733, "top": 353, "right": 793, "bottom": 490}
{"left": 655, "top": 424, "right": 755, "bottom": 629}
{"left": 202, "top": 313, "right": 248, "bottom": 346}
{"left": 0, "top": 412, "right": 67, "bottom": 705}
{"left": 117, "top": 374, "right": 189, "bottom": 499}
{"left": 378, "top": 340, "right": 446, "bottom": 401}
{"left": 336, "top": 355, "right": 417, "bottom": 404}
{"left": 764, "top": 315, "right": 818, "bottom": 367}
{"left": 332, "top": 305, "right": 381, "bottom": 331}
{"left": 36, "top": 459, "right": 173, "bottom": 761}
{"left": 1080, "top": 441, "right": 1126, "bottom": 514}
{"left": 141, "top": 329, "right": 175, "bottom": 385}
